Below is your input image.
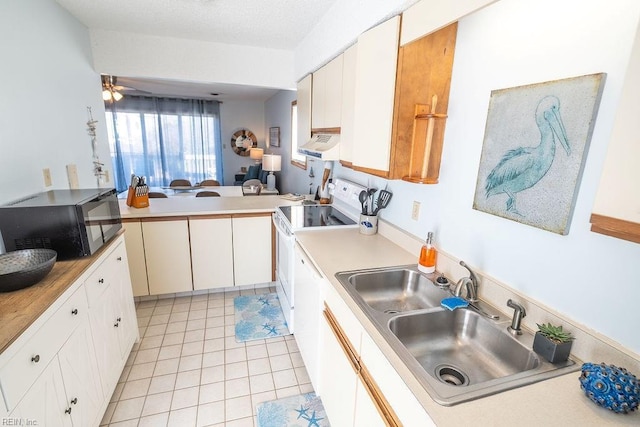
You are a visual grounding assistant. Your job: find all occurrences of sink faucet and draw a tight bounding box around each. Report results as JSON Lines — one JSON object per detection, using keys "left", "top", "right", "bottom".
{"left": 507, "top": 299, "right": 526, "bottom": 335}
{"left": 453, "top": 261, "right": 479, "bottom": 303}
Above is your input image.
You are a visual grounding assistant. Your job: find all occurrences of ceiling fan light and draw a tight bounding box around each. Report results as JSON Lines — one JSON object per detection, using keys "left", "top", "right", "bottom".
{"left": 112, "top": 91, "right": 123, "bottom": 101}
{"left": 102, "top": 89, "right": 112, "bottom": 101}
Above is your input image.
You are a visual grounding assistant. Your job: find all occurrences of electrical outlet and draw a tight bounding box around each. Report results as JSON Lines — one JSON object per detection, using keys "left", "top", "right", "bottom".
{"left": 67, "top": 164, "right": 79, "bottom": 189}
{"left": 412, "top": 201, "right": 420, "bottom": 221}
{"left": 42, "top": 168, "right": 52, "bottom": 187}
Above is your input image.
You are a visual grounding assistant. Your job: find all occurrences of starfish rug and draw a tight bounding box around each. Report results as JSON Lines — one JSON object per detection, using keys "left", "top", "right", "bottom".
{"left": 256, "top": 392, "right": 330, "bottom": 427}
{"left": 234, "top": 293, "right": 291, "bottom": 342}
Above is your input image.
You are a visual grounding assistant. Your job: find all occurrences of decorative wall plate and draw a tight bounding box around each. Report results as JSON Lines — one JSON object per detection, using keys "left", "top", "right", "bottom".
{"left": 231, "top": 129, "right": 257, "bottom": 156}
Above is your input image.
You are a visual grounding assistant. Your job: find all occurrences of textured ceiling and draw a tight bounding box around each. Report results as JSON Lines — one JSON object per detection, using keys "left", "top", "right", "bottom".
{"left": 56, "top": 0, "right": 338, "bottom": 100}
{"left": 56, "top": 0, "right": 337, "bottom": 50}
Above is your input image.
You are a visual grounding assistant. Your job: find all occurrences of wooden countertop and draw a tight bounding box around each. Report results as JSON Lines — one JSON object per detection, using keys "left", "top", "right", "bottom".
{"left": 0, "top": 232, "right": 123, "bottom": 354}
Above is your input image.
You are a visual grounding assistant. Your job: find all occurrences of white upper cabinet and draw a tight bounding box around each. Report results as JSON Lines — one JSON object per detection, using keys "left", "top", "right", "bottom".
{"left": 352, "top": 15, "right": 401, "bottom": 175}
{"left": 297, "top": 74, "right": 312, "bottom": 151}
{"left": 591, "top": 23, "right": 640, "bottom": 244}
{"left": 312, "top": 54, "right": 344, "bottom": 130}
{"left": 400, "top": 0, "right": 498, "bottom": 46}
{"left": 339, "top": 43, "right": 358, "bottom": 166}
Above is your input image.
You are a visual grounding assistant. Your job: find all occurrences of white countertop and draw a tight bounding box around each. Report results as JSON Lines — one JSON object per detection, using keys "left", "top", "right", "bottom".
{"left": 118, "top": 195, "right": 300, "bottom": 219}
{"left": 294, "top": 227, "right": 640, "bottom": 427}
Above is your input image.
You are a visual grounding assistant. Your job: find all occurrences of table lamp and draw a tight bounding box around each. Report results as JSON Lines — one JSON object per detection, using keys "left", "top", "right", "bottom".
{"left": 262, "top": 154, "right": 282, "bottom": 191}
{"left": 249, "top": 148, "right": 264, "bottom": 164}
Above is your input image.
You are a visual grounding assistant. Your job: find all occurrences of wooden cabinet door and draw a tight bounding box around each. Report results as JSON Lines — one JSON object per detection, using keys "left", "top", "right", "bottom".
{"left": 352, "top": 15, "right": 401, "bottom": 176}
{"left": 142, "top": 218, "right": 193, "bottom": 294}
{"left": 232, "top": 214, "right": 273, "bottom": 286}
{"left": 58, "top": 322, "right": 104, "bottom": 427}
{"left": 122, "top": 220, "right": 149, "bottom": 296}
{"left": 190, "top": 216, "right": 234, "bottom": 290}
{"left": 10, "top": 359, "right": 72, "bottom": 427}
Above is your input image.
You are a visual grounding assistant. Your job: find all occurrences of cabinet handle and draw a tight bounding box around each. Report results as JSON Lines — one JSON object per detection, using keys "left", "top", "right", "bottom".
{"left": 71, "top": 308, "right": 78, "bottom": 315}
{"left": 31, "top": 355, "right": 40, "bottom": 363}
{"left": 117, "top": 317, "right": 122, "bottom": 322}
{"left": 65, "top": 407, "right": 72, "bottom": 415}
{"left": 98, "top": 278, "right": 104, "bottom": 284}
{"left": 70, "top": 398, "right": 78, "bottom": 405}
{"left": 117, "top": 256, "right": 122, "bottom": 261}
{"left": 114, "top": 321, "right": 119, "bottom": 327}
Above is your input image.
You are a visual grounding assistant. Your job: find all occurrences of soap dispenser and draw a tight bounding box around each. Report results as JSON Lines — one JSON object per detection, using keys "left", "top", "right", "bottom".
{"left": 418, "top": 232, "right": 437, "bottom": 274}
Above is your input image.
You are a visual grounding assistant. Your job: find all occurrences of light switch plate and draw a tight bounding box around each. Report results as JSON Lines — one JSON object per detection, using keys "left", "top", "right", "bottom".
{"left": 67, "top": 164, "right": 79, "bottom": 189}
{"left": 412, "top": 201, "right": 421, "bottom": 221}
{"left": 42, "top": 168, "right": 52, "bottom": 187}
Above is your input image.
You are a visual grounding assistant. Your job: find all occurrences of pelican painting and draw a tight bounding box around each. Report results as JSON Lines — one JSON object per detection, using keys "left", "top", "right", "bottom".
{"left": 473, "top": 74, "right": 605, "bottom": 235}
{"left": 485, "top": 95, "right": 569, "bottom": 215}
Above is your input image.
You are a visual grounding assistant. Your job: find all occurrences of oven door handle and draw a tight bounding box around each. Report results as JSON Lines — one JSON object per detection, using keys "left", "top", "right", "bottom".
{"left": 273, "top": 214, "right": 295, "bottom": 240}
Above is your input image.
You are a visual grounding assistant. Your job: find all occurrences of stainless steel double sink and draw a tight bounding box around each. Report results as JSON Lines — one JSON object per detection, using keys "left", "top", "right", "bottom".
{"left": 335, "top": 265, "right": 579, "bottom": 406}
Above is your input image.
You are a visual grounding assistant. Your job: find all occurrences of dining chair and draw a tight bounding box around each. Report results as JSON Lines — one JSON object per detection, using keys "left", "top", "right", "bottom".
{"left": 169, "top": 179, "right": 192, "bottom": 187}
{"left": 148, "top": 192, "right": 168, "bottom": 198}
{"left": 242, "top": 179, "right": 262, "bottom": 196}
{"left": 195, "top": 191, "right": 220, "bottom": 197}
{"left": 200, "top": 179, "right": 221, "bottom": 187}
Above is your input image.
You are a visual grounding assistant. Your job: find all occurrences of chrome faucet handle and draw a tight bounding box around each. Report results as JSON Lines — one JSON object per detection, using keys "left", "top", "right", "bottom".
{"left": 458, "top": 261, "right": 479, "bottom": 302}
{"left": 507, "top": 299, "right": 526, "bottom": 335}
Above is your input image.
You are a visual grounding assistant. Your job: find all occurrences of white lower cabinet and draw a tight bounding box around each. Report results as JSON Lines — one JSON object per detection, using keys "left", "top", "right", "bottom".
{"left": 232, "top": 214, "right": 273, "bottom": 286}
{"left": 142, "top": 218, "right": 193, "bottom": 295}
{"left": 122, "top": 220, "right": 149, "bottom": 297}
{"left": 9, "top": 358, "right": 72, "bottom": 427}
{"left": 0, "top": 235, "right": 137, "bottom": 427}
{"left": 293, "top": 243, "right": 324, "bottom": 390}
{"left": 189, "top": 215, "right": 234, "bottom": 290}
{"left": 318, "top": 281, "right": 435, "bottom": 426}
{"left": 58, "top": 321, "right": 104, "bottom": 427}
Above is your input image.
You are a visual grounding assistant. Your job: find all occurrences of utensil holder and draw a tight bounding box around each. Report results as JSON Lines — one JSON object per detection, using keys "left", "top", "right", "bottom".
{"left": 359, "top": 214, "right": 378, "bottom": 235}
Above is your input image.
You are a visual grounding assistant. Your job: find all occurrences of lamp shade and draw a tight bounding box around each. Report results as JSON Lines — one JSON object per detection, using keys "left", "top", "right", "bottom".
{"left": 249, "top": 148, "right": 264, "bottom": 161}
{"left": 263, "top": 154, "right": 282, "bottom": 172}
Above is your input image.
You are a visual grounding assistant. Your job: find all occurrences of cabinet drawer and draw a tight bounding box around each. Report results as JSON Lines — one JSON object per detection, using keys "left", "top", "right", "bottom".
{"left": 0, "top": 286, "right": 88, "bottom": 411}
{"left": 85, "top": 242, "right": 126, "bottom": 306}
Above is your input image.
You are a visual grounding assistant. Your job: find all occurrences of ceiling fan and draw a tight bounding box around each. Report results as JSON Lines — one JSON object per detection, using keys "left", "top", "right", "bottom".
{"left": 101, "top": 75, "right": 150, "bottom": 101}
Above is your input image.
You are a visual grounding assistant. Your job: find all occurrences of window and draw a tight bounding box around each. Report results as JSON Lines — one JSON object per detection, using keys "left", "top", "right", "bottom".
{"left": 105, "top": 97, "right": 223, "bottom": 192}
{"left": 290, "top": 100, "right": 307, "bottom": 169}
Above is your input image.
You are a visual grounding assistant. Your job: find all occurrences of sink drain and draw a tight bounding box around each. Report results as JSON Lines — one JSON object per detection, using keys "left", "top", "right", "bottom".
{"left": 435, "top": 365, "right": 470, "bottom": 386}
{"left": 384, "top": 309, "right": 400, "bottom": 314}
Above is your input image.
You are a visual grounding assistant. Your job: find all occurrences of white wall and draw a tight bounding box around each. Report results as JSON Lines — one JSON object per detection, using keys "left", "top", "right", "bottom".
{"left": 91, "top": 29, "right": 296, "bottom": 91}
{"left": 0, "top": 0, "right": 110, "bottom": 205}
{"left": 283, "top": 0, "right": 640, "bottom": 354}
{"left": 219, "top": 101, "right": 266, "bottom": 185}
{"left": 264, "top": 90, "right": 297, "bottom": 193}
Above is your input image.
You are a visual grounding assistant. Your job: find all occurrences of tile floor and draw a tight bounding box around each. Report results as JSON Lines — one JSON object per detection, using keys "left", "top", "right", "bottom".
{"left": 100, "top": 286, "right": 313, "bottom": 427}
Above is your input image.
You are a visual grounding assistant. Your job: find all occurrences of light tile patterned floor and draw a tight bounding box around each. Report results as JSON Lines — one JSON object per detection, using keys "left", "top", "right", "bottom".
{"left": 100, "top": 286, "right": 313, "bottom": 427}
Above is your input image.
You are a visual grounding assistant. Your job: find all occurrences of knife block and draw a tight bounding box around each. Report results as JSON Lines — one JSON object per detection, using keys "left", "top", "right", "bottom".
{"left": 126, "top": 186, "right": 149, "bottom": 208}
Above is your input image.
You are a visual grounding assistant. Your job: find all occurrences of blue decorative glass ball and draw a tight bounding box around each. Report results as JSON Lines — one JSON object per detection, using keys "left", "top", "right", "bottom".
{"left": 579, "top": 362, "right": 639, "bottom": 414}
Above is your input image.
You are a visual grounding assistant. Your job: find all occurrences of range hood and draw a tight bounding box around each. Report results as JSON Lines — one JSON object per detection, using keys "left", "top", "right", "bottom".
{"left": 298, "top": 133, "right": 340, "bottom": 160}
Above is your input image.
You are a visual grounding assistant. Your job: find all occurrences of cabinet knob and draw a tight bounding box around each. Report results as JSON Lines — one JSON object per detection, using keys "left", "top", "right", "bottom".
{"left": 117, "top": 317, "right": 122, "bottom": 322}
{"left": 114, "top": 322, "right": 119, "bottom": 327}
{"left": 31, "top": 355, "right": 40, "bottom": 363}
{"left": 65, "top": 407, "right": 72, "bottom": 415}
{"left": 71, "top": 308, "right": 78, "bottom": 315}
{"left": 98, "top": 278, "right": 104, "bottom": 284}
{"left": 70, "top": 397, "right": 78, "bottom": 405}
{"left": 117, "top": 256, "right": 122, "bottom": 261}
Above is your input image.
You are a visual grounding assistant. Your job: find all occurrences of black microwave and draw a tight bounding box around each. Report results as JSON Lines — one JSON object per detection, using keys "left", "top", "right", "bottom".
{"left": 0, "top": 188, "right": 122, "bottom": 260}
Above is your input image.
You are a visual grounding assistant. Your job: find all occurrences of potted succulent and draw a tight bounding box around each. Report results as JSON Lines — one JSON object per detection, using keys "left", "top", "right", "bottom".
{"left": 533, "top": 322, "right": 574, "bottom": 363}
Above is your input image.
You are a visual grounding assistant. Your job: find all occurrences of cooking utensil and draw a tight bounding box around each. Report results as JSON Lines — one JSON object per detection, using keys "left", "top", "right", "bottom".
{"left": 359, "top": 190, "right": 368, "bottom": 215}
{"left": 367, "top": 188, "right": 377, "bottom": 214}
{"left": 373, "top": 190, "right": 392, "bottom": 214}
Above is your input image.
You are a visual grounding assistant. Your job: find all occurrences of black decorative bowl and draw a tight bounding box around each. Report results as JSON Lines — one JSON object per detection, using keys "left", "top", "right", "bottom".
{"left": 0, "top": 249, "right": 57, "bottom": 292}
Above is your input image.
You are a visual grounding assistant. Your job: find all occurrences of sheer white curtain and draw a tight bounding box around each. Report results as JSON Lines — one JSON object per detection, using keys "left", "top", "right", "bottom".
{"left": 106, "top": 96, "right": 223, "bottom": 192}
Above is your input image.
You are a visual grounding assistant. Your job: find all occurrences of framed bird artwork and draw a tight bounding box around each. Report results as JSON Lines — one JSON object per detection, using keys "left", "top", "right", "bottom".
{"left": 473, "top": 73, "right": 605, "bottom": 235}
